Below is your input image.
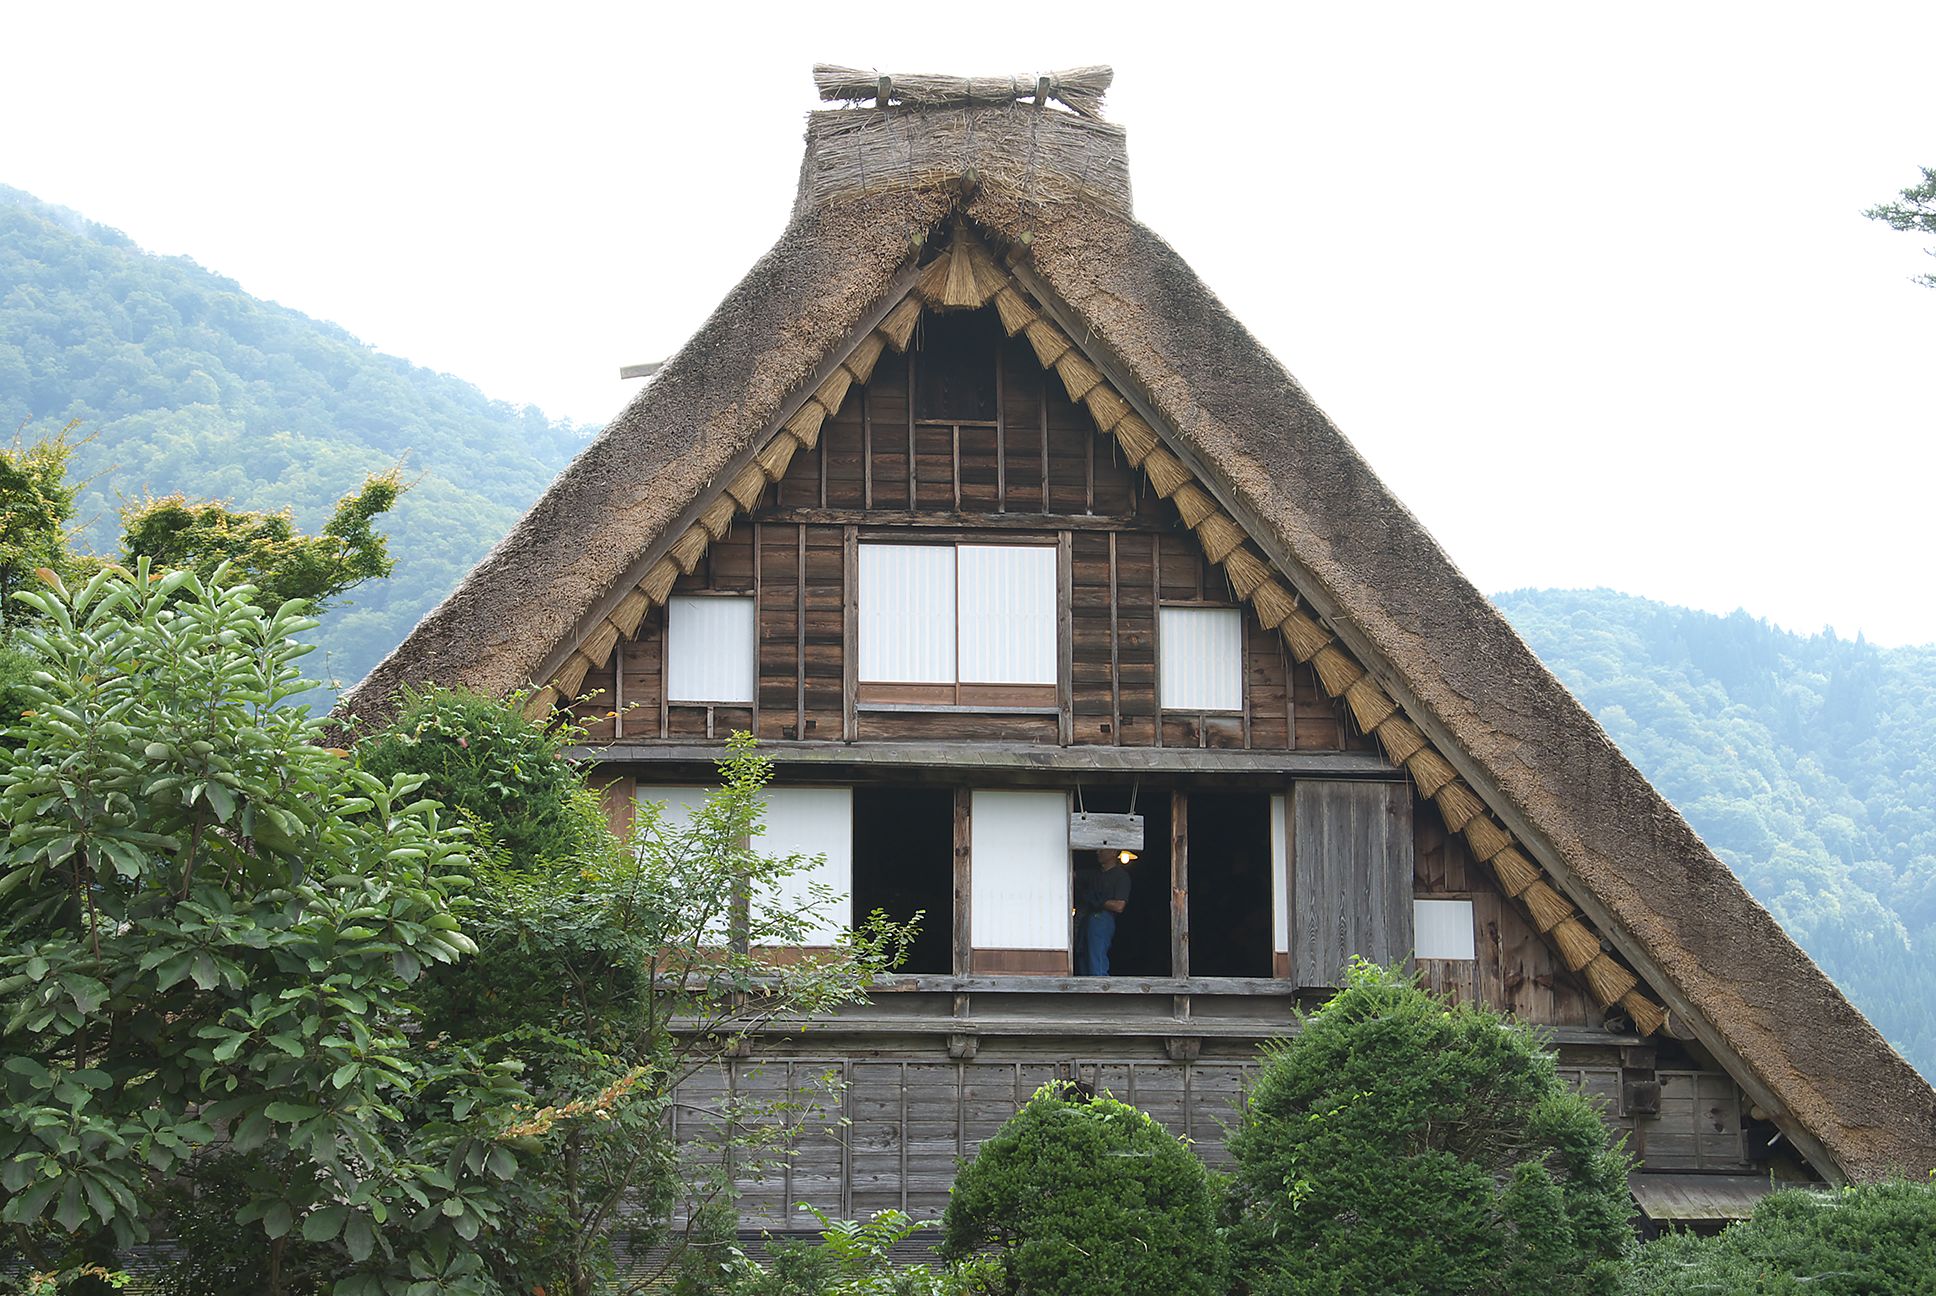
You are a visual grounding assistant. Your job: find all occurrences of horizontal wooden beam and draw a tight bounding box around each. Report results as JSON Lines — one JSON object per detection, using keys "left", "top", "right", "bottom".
{"left": 570, "top": 740, "right": 1400, "bottom": 778}
{"left": 753, "top": 507, "right": 1148, "bottom": 532}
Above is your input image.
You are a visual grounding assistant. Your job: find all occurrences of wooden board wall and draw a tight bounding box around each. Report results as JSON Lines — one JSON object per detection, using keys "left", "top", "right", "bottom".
{"left": 568, "top": 314, "right": 1374, "bottom": 755}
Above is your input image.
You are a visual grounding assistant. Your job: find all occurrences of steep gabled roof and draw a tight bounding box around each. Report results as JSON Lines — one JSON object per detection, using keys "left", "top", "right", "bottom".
{"left": 342, "top": 75, "right": 1936, "bottom": 1183}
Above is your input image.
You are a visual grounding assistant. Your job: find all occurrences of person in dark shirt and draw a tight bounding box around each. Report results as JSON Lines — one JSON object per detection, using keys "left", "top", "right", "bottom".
{"left": 1073, "top": 850, "right": 1133, "bottom": 976}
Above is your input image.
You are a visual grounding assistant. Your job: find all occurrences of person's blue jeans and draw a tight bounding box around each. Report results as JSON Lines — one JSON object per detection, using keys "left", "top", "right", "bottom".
{"left": 1078, "top": 911, "right": 1116, "bottom": 976}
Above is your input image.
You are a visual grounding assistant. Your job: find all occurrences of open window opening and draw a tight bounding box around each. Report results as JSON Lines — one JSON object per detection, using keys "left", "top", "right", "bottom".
{"left": 1187, "top": 791, "right": 1275, "bottom": 977}
{"left": 1071, "top": 786, "right": 1170, "bottom": 977}
{"left": 913, "top": 307, "right": 1000, "bottom": 421}
{"left": 852, "top": 786, "right": 954, "bottom": 974}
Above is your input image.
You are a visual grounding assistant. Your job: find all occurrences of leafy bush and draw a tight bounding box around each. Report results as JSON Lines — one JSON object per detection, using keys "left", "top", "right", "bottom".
{"left": 354, "top": 683, "right": 606, "bottom": 867}
{"left": 1225, "top": 961, "right": 1632, "bottom": 1296}
{"left": 1626, "top": 1177, "right": 1936, "bottom": 1294}
{"left": 0, "top": 564, "right": 525, "bottom": 1292}
{"left": 940, "top": 1083, "right": 1227, "bottom": 1296}
{"left": 674, "top": 1208, "right": 1003, "bottom": 1296}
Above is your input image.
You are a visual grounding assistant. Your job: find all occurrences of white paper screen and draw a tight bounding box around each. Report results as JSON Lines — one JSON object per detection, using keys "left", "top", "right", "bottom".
{"left": 756, "top": 787, "right": 853, "bottom": 945}
{"left": 970, "top": 789, "right": 1071, "bottom": 951}
{"left": 1159, "top": 607, "right": 1244, "bottom": 711}
{"left": 1413, "top": 899, "right": 1477, "bottom": 960}
{"left": 957, "top": 545, "right": 1058, "bottom": 685}
{"left": 1272, "top": 793, "right": 1289, "bottom": 961}
{"left": 666, "top": 596, "right": 756, "bottom": 703}
{"left": 858, "top": 544, "right": 955, "bottom": 683}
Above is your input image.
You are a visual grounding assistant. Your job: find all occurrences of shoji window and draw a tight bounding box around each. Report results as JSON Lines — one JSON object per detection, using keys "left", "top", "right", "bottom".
{"left": 969, "top": 789, "right": 1071, "bottom": 972}
{"left": 1159, "top": 607, "right": 1243, "bottom": 712}
{"left": 1413, "top": 899, "right": 1477, "bottom": 961}
{"left": 757, "top": 787, "right": 853, "bottom": 946}
{"left": 857, "top": 542, "right": 1058, "bottom": 706}
{"left": 634, "top": 785, "right": 853, "bottom": 947}
{"left": 957, "top": 545, "right": 1057, "bottom": 686}
{"left": 858, "top": 545, "right": 956, "bottom": 687}
{"left": 666, "top": 595, "right": 756, "bottom": 704}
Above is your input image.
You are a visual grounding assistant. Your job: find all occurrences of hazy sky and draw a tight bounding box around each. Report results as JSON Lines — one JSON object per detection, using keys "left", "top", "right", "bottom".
{"left": 6, "top": 4, "right": 1933, "bottom": 642}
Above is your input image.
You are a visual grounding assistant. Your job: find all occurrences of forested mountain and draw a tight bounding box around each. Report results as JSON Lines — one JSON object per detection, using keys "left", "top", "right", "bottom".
{"left": 0, "top": 184, "right": 588, "bottom": 692}
{"left": 1499, "top": 588, "right": 1936, "bottom": 1080}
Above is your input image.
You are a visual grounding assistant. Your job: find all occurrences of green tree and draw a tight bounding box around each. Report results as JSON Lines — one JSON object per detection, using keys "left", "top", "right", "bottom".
{"left": 1626, "top": 1178, "right": 1936, "bottom": 1295}
{"left": 0, "top": 563, "right": 525, "bottom": 1293}
{"left": 366, "top": 724, "right": 918, "bottom": 1296}
{"left": 119, "top": 470, "right": 402, "bottom": 612}
{"left": 0, "top": 424, "right": 84, "bottom": 626}
{"left": 938, "top": 1083, "right": 1228, "bottom": 1296}
{"left": 1865, "top": 167, "right": 1936, "bottom": 288}
{"left": 1225, "top": 961, "right": 1632, "bottom": 1296}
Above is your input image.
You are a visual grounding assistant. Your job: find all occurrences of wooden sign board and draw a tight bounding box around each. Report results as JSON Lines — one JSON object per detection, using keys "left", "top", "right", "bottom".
{"left": 1069, "top": 811, "right": 1144, "bottom": 852}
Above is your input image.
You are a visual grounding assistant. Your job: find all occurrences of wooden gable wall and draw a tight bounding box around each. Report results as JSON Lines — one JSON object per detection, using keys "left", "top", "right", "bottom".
{"left": 567, "top": 310, "right": 1370, "bottom": 755}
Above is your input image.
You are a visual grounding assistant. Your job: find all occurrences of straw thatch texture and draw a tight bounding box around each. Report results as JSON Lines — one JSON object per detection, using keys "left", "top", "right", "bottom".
{"left": 1434, "top": 782, "right": 1487, "bottom": 832}
{"left": 993, "top": 285, "right": 1036, "bottom": 334}
{"left": 813, "top": 64, "right": 1114, "bottom": 118}
{"left": 1113, "top": 414, "right": 1160, "bottom": 466}
{"left": 1622, "top": 993, "right": 1669, "bottom": 1036}
{"left": 1249, "top": 582, "right": 1296, "bottom": 630}
{"left": 1461, "top": 814, "right": 1512, "bottom": 863}
{"left": 610, "top": 589, "right": 650, "bottom": 638}
{"left": 1194, "top": 513, "right": 1247, "bottom": 564}
{"left": 1522, "top": 881, "right": 1574, "bottom": 934}
{"left": 1585, "top": 956, "right": 1639, "bottom": 1008}
{"left": 1279, "top": 610, "right": 1330, "bottom": 662}
{"left": 1344, "top": 677, "right": 1399, "bottom": 733}
{"left": 1490, "top": 847, "right": 1540, "bottom": 897}
{"left": 797, "top": 102, "right": 1131, "bottom": 218}
{"left": 1311, "top": 644, "right": 1362, "bottom": 697}
{"left": 1373, "top": 714, "right": 1429, "bottom": 765}
{"left": 1222, "top": 547, "right": 1271, "bottom": 598}
{"left": 1553, "top": 919, "right": 1602, "bottom": 972}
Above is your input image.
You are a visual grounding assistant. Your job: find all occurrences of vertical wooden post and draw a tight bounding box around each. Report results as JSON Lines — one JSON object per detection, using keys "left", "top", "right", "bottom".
{"left": 906, "top": 349, "right": 918, "bottom": 505}
{"left": 1152, "top": 534, "right": 1164, "bottom": 749}
{"left": 1107, "top": 532, "right": 1121, "bottom": 744}
{"left": 612, "top": 637, "right": 625, "bottom": 740}
{"left": 995, "top": 345, "right": 1007, "bottom": 512}
{"left": 795, "top": 524, "right": 807, "bottom": 738}
{"left": 1171, "top": 790, "right": 1190, "bottom": 979}
{"left": 861, "top": 385, "right": 873, "bottom": 510}
{"left": 1056, "top": 531, "right": 1073, "bottom": 746}
{"left": 953, "top": 788, "right": 973, "bottom": 976}
{"left": 751, "top": 524, "right": 763, "bottom": 738}
{"left": 842, "top": 525, "right": 858, "bottom": 741}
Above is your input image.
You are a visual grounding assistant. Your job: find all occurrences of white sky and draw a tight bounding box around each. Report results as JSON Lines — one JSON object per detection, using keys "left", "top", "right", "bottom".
{"left": 6, "top": 3, "right": 1934, "bottom": 643}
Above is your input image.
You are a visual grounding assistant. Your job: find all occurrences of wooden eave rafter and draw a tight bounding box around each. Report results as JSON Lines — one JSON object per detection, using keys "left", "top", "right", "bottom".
{"left": 528, "top": 219, "right": 1672, "bottom": 1037}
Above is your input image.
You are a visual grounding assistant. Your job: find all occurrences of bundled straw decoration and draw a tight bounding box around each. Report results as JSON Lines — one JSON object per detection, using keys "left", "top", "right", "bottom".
{"left": 1112, "top": 414, "right": 1160, "bottom": 466}
{"left": 521, "top": 684, "right": 559, "bottom": 722}
{"left": 1521, "top": 881, "right": 1574, "bottom": 934}
{"left": 993, "top": 285, "right": 1035, "bottom": 335}
{"left": 1311, "top": 644, "right": 1363, "bottom": 698}
{"left": 1025, "top": 318, "right": 1071, "bottom": 367}
{"left": 668, "top": 526, "right": 710, "bottom": 574}
{"left": 756, "top": 435, "right": 799, "bottom": 481}
{"left": 611, "top": 589, "right": 650, "bottom": 638}
{"left": 1278, "top": 609, "right": 1331, "bottom": 663}
{"left": 1622, "top": 993, "right": 1668, "bottom": 1036}
{"left": 726, "top": 464, "right": 768, "bottom": 510}
{"left": 1489, "top": 847, "right": 1540, "bottom": 897}
{"left": 1461, "top": 814, "right": 1512, "bottom": 864}
{"left": 812, "top": 63, "right": 1115, "bottom": 120}
{"left": 1585, "top": 956, "right": 1639, "bottom": 1008}
{"left": 815, "top": 367, "right": 855, "bottom": 416}
{"left": 698, "top": 496, "right": 738, "bottom": 540}
{"left": 1141, "top": 448, "right": 1191, "bottom": 498}
{"left": 1055, "top": 352, "right": 1104, "bottom": 403}
{"left": 1171, "top": 484, "right": 1218, "bottom": 528}
{"left": 1222, "top": 548, "right": 1272, "bottom": 598}
{"left": 1344, "top": 677, "right": 1399, "bottom": 733}
{"left": 846, "top": 333, "right": 887, "bottom": 383}
{"left": 1084, "top": 385, "right": 1131, "bottom": 433}
{"left": 1195, "top": 513, "right": 1247, "bottom": 564}
{"left": 552, "top": 652, "right": 592, "bottom": 702}
{"left": 1406, "top": 747, "right": 1458, "bottom": 797}
{"left": 880, "top": 297, "right": 923, "bottom": 351}
{"left": 1434, "top": 782, "right": 1487, "bottom": 833}
{"left": 641, "top": 558, "right": 679, "bottom": 604}
{"left": 1373, "top": 714, "right": 1428, "bottom": 765}
{"left": 1249, "top": 581, "right": 1297, "bottom": 630}
{"left": 1553, "top": 919, "right": 1602, "bottom": 972}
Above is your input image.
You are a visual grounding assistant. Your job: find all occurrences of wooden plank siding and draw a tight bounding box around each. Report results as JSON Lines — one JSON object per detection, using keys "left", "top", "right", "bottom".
{"left": 568, "top": 316, "right": 1373, "bottom": 755}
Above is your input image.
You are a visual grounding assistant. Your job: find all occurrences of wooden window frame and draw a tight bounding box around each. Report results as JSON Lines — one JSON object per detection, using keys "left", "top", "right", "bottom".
{"left": 855, "top": 539, "right": 1061, "bottom": 710}
{"left": 1155, "top": 601, "right": 1248, "bottom": 717}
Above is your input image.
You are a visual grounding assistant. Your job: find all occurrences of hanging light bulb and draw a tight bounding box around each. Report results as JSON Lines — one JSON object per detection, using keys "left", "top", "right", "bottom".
{"left": 1118, "top": 850, "right": 1138, "bottom": 865}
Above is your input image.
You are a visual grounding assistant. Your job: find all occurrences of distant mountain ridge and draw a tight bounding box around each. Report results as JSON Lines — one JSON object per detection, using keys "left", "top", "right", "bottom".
{"left": 1498, "top": 588, "right": 1936, "bottom": 1079}
{"left": 0, "top": 182, "right": 589, "bottom": 692}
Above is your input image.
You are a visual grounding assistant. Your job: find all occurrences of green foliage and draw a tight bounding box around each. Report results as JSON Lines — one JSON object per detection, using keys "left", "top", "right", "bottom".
{"left": 119, "top": 469, "right": 401, "bottom": 612}
{"left": 0, "top": 563, "right": 526, "bottom": 1293}
{"left": 674, "top": 1207, "right": 1002, "bottom": 1296}
{"left": 354, "top": 684, "right": 606, "bottom": 869}
{"left": 1496, "top": 588, "right": 1936, "bottom": 1079}
{"left": 1865, "top": 166, "right": 1936, "bottom": 289}
{"left": 387, "top": 728, "right": 919, "bottom": 1296}
{"left": 1626, "top": 1178, "right": 1936, "bottom": 1295}
{"left": 0, "top": 184, "right": 590, "bottom": 696}
{"left": 1225, "top": 961, "right": 1632, "bottom": 1296}
{"left": 0, "top": 424, "right": 82, "bottom": 625}
{"left": 940, "top": 1082, "right": 1228, "bottom": 1296}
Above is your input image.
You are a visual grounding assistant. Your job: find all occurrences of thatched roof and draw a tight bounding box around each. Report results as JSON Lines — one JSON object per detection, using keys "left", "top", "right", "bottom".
{"left": 342, "top": 75, "right": 1936, "bottom": 1183}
